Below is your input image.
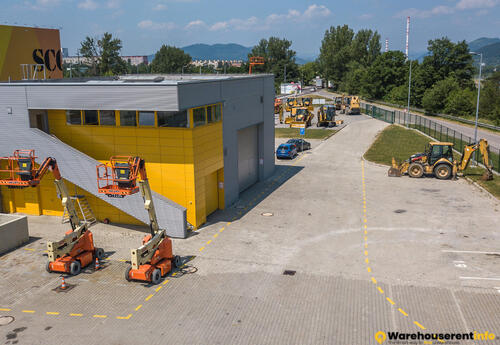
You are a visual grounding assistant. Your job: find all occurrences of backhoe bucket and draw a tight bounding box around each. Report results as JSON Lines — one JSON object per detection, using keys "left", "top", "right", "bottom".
{"left": 388, "top": 157, "right": 402, "bottom": 177}
{"left": 481, "top": 170, "right": 493, "bottom": 181}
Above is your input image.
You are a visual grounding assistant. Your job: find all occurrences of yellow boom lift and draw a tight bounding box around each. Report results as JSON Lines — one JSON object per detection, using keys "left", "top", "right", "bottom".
{"left": 388, "top": 139, "right": 494, "bottom": 180}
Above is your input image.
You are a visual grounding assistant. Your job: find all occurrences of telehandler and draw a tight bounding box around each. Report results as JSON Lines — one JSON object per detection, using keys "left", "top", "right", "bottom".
{"left": 97, "top": 156, "right": 181, "bottom": 284}
{"left": 388, "top": 139, "right": 494, "bottom": 181}
{"left": 0, "top": 150, "right": 104, "bottom": 275}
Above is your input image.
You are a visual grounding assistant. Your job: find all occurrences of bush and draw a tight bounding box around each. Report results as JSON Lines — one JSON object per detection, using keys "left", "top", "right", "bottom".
{"left": 384, "top": 85, "right": 408, "bottom": 106}
{"left": 422, "top": 77, "right": 460, "bottom": 113}
{"left": 444, "top": 88, "right": 476, "bottom": 117}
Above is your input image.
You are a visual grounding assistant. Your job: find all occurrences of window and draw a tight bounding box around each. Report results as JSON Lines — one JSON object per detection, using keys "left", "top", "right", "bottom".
{"left": 157, "top": 110, "right": 188, "bottom": 128}
{"left": 99, "top": 110, "right": 116, "bottom": 126}
{"left": 193, "top": 107, "right": 206, "bottom": 127}
{"left": 214, "top": 104, "right": 222, "bottom": 122}
{"left": 207, "top": 106, "right": 214, "bottom": 123}
{"left": 66, "top": 110, "right": 81, "bottom": 125}
{"left": 138, "top": 111, "right": 155, "bottom": 126}
{"left": 83, "top": 110, "right": 98, "bottom": 125}
{"left": 120, "top": 111, "right": 137, "bottom": 126}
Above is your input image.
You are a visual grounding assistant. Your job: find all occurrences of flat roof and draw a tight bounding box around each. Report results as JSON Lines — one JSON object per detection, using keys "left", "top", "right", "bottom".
{"left": 0, "top": 74, "right": 273, "bottom": 86}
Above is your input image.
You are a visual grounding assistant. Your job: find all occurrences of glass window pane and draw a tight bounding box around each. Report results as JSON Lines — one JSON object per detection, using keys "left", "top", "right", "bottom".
{"left": 214, "top": 104, "right": 222, "bottom": 122}
{"left": 66, "top": 110, "right": 81, "bottom": 125}
{"left": 157, "top": 110, "right": 188, "bottom": 128}
{"left": 207, "top": 106, "right": 214, "bottom": 123}
{"left": 83, "top": 110, "right": 98, "bottom": 125}
{"left": 99, "top": 110, "right": 116, "bottom": 126}
{"left": 120, "top": 111, "right": 137, "bottom": 126}
{"left": 193, "top": 107, "right": 206, "bottom": 127}
{"left": 138, "top": 111, "right": 155, "bottom": 126}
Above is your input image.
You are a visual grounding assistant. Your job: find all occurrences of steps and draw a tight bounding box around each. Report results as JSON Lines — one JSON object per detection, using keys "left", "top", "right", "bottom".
{"left": 62, "top": 195, "right": 97, "bottom": 226}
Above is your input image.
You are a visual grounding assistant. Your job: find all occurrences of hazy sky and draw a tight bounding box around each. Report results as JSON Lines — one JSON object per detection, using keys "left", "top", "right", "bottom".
{"left": 2, "top": 0, "right": 500, "bottom": 57}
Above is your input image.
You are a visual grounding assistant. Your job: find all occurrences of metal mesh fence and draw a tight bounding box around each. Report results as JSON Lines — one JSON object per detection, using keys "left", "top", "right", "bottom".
{"left": 361, "top": 103, "right": 500, "bottom": 173}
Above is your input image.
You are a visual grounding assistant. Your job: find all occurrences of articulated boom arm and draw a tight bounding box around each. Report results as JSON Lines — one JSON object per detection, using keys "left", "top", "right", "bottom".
{"left": 458, "top": 139, "right": 493, "bottom": 173}
{"left": 130, "top": 229, "right": 167, "bottom": 270}
{"left": 135, "top": 158, "right": 160, "bottom": 236}
{"left": 46, "top": 223, "right": 88, "bottom": 261}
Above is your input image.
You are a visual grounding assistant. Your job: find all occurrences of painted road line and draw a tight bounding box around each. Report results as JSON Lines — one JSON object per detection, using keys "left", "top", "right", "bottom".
{"left": 23, "top": 248, "right": 35, "bottom": 251}
{"left": 364, "top": 250, "right": 368, "bottom": 256}
{"left": 213, "top": 233, "right": 219, "bottom": 238}
{"left": 367, "top": 267, "right": 372, "bottom": 273}
{"left": 0, "top": 308, "right": 11, "bottom": 311}
{"left": 93, "top": 315, "right": 107, "bottom": 318}
{"left": 155, "top": 286, "right": 162, "bottom": 292}
{"left": 365, "top": 258, "right": 370, "bottom": 264}
{"left": 364, "top": 243, "right": 368, "bottom": 249}
{"left": 46, "top": 312, "right": 59, "bottom": 315}
{"left": 117, "top": 314, "right": 132, "bottom": 320}
{"left": 22, "top": 310, "right": 35, "bottom": 313}
{"left": 135, "top": 305, "right": 143, "bottom": 311}
{"left": 162, "top": 279, "right": 169, "bottom": 285}
{"left": 386, "top": 297, "right": 395, "bottom": 305}
{"left": 443, "top": 250, "right": 500, "bottom": 255}
{"left": 70, "top": 313, "right": 83, "bottom": 317}
{"left": 219, "top": 228, "right": 224, "bottom": 233}
{"left": 459, "top": 276, "right": 500, "bottom": 281}
{"left": 371, "top": 277, "right": 377, "bottom": 284}
{"left": 145, "top": 294, "right": 154, "bottom": 301}
{"left": 206, "top": 240, "right": 212, "bottom": 245}
{"left": 227, "top": 222, "right": 231, "bottom": 226}
{"left": 377, "top": 287, "right": 384, "bottom": 294}
{"left": 414, "top": 321, "right": 426, "bottom": 330}
{"left": 398, "top": 308, "right": 408, "bottom": 317}
{"left": 199, "top": 246, "right": 205, "bottom": 251}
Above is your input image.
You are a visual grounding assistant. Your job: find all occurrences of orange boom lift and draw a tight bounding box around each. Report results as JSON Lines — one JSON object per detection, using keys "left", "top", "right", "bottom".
{"left": 0, "top": 150, "right": 104, "bottom": 275}
{"left": 96, "top": 156, "right": 181, "bottom": 284}
{"left": 249, "top": 56, "right": 264, "bottom": 74}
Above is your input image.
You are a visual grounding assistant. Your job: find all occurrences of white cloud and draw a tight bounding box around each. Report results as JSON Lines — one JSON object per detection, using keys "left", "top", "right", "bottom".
{"left": 107, "top": 0, "right": 121, "bottom": 9}
{"left": 303, "top": 4, "right": 331, "bottom": 19}
{"left": 78, "top": 0, "right": 98, "bottom": 10}
{"left": 185, "top": 20, "right": 206, "bottom": 29}
{"left": 456, "top": 0, "right": 498, "bottom": 9}
{"left": 153, "top": 3, "right": 167, "bottom": 10}
{"left": 137, "top": 20, "right": 176, "bottom": 30}
{"left": 209, "top": 21, "right": 229, "bottom": 31}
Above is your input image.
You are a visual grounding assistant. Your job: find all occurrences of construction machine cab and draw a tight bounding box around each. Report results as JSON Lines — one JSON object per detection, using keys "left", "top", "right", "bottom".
{"left": 426, "top": 142, "right": 454, "bottom": 165}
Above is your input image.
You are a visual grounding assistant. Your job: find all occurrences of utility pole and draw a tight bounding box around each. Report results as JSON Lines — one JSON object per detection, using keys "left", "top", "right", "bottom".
{"left": 470, "top": 52, "right": 484, "bottom": 164}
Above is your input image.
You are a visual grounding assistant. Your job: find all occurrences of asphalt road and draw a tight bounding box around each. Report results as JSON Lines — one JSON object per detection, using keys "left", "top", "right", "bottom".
{"left": 1, "top": 115, "right": 499, "bottom": 344}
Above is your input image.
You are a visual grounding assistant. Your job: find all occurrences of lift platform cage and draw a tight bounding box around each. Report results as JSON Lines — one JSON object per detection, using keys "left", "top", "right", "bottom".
{"left": 0, "top": 150, "right": 40, "bottom": 188}
{"left": 96, "top": 156, "right": 143, "bottom": 197}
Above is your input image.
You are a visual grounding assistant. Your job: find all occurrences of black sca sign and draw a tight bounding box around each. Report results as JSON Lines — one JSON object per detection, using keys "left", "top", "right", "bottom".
{"left": 32, "top": 49, "right": 63, "bottom": 72}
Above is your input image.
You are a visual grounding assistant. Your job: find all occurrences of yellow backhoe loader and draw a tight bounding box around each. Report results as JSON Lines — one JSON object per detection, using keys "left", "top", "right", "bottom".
{"left": 349, "top": 96, "right": 361, "bottom": 115}
{"left": 290, "top": 107, "right": 314, "bottom": 128}
{"left": 316, "top": 105, "right": 344, "bottom": 127}
{"left": 388, "top": 139, "right": 494, "bottom": 181}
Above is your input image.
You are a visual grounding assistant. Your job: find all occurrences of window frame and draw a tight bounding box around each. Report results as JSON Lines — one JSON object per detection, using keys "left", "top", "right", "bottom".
{"left": 157, "top": 110, "right": 189, "bottom": 128}
{"left": 138, "top": 111, "right": 156, "bottom": 127}
{"left": 119, "top": 110, "right": 138, "bottom": 127}
{"left": 192, "top": 106, "right": 207, "bottom": 127}
{"left": 98, "top": 110, "right": 116, "bottom": 126}
{"left": 66, "top": 110, "right": 82, "bottom": 125}
{"left": 82, "top": 110, "right": 99, "bottom": 126}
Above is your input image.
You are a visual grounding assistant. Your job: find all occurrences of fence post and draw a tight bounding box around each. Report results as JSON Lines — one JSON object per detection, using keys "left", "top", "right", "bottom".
{"left": 439, "top": 124, "right": 442, "bottom": 141}
{"left": 446, "top": 127, "right": 448, "bottom": 142}
{"left": 460, "top": 133, "right": 462, "bottom": 152}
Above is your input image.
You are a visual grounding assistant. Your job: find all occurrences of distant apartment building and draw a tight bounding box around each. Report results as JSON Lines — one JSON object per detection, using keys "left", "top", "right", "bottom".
{"left": 190, "top": 60, "right": 243, "bottom": 68}
{"left": 63, "top": 55, "right": 148, "bottom": 66}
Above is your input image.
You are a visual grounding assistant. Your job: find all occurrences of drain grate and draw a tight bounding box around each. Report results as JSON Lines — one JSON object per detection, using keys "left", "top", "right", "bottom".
{"left": 261, "top": 212, "right": 274, "bottom": 217}
{"left": 283, "top": 270, "right": 296, "bottom": 276}
{"left": 0, "top": 316, "right": 15, "bottom": 326}
{"left": 394, "top": 209, "right": 407, "bottom": 214}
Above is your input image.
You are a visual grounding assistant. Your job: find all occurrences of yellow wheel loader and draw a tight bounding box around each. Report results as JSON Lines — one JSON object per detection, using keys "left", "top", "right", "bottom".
{"left": 388, "top": 139, "right": 494, "bottom": 181}
{"left": 349, "top": 96, "right": 361, "bottom": 115}
{"left": 290, "top": 107, "right": 314, "bottom": 128}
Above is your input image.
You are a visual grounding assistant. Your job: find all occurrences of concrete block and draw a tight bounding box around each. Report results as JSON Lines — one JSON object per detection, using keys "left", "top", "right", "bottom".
{"left": 0, "top": 213, "right": 29, "bottom": 254}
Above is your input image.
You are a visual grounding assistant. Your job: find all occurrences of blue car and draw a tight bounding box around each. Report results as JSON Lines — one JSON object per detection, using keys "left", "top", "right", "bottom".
{"left": 276, "top": 143, "right": 298, "bottom": 159}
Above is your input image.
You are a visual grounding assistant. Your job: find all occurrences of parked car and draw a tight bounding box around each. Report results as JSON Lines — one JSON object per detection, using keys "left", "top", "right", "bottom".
{"left": 276, "top": 143, "right": 298, "bottom": 159}
{"left": 286, "top": 138, "right": 311, "bottom": 152}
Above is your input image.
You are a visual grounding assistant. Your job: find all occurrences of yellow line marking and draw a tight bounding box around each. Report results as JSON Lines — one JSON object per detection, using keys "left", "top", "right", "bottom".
{"left": 367, "top": 267, "right": 372, "bottom": 273}
{"left": 93, "top": 315, "right": 107, "bottom": 318}
{"left": 371, "top": 277, "right": 377, "bottom": 284}
{"left": 364, "top": 224, "right": 367, "bottom": 229}
{"left": 145, "top": 294, "right": 154, "bottom": 301}
{"left": 199, "top": 247, "right": 205, "bottom": 251}
{"left": 213, "top": 233, "right": 218, "bottom": 238}
{"left": 46, "top": 312, "right": 59, "bottom": 315}
{"left": 155, "top": 286, "right": 162, "bottom": 292}
{"left": 219, "top": 228, "right": 224, "bottom": 233}
{"left": 227, "top": 222, "right": 231, "bottom": 225}
{"left": 364, "top": 250, "right": 368, "bottom": 256}
{"left": 424, "top": 341, "right": 432, "bottom": 345}
{"left": 119, "top": 259, "right": 128, "bottom": 262}
{"left": 135, "top": 305, "right": 143, "bottom": 311}
{"left": 414, "top": 321, "right": 426, "bottom": 330}
{"left": 43, "top": 250, "right": 48, "bottom": 253}
{"left": 365, "top": 258, "right": 370, "bottom": 264}
{"left": 0, "top": 308, "right": 11, "bottom": 311}
{"left": 364, "top": 236, "right": 367, "bottom": 241}
{"left": 386, "top": 297, "right": 395, "bottom": 305}
{"left": 23, "top": 248, "right": 35, "bottom": 251}
{"left": 364, "top": 243, "right": 368, "bottom": 249}
{"left": 162, "top": 279, "right": 169, "bottom": 285}
{"left": 377, "top": 287, "right": 384, "bottom": 294}
{"left": 364, "top": 219, "right": 367, "bottom": 223}
{"left": 398, "top": 308, "right": 408, "bottom": 316}
{"left": 22, "top": 310, "right": 35, "bottom": 313}
{"left": 364, "top": 230, "right": 368, "bottom": 235}
{"left": 116, "top": 314, "right": 132, "bottom": 320}
{"left": 206, "top": 240, "right": 212, "bottom": 245}
{"left": 70, "top": 313, "right": 83, "bottom": 317}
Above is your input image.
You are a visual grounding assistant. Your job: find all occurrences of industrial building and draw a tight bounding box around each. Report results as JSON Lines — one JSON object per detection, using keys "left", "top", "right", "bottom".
{"left": 0, "top": 74, "right": 275, "bottom": 237}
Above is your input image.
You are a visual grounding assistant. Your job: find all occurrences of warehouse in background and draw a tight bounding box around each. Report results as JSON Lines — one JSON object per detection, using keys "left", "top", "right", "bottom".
{"left": 0, "top": 74, "right": 275, "bottom": 237}
{"left": 0, "top": 25, "right": 62, "bottom": 81}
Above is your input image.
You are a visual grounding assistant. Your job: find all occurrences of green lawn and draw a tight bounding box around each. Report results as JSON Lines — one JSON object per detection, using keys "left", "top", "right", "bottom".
{"left": 364, "top": 125, "right": 500, "bottom": 199}
{"left": 275, "top": 128, "right": 336, "bottom": 139}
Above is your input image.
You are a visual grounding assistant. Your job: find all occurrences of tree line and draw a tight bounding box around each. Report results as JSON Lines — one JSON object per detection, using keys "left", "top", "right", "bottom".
{"left": 70, "top": 29, "right": 499, "bottom": 124}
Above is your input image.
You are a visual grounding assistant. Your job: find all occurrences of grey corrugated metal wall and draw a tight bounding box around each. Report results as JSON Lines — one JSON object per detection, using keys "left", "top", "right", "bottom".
{"left": 0, "top": 85, "right": 187, "bottom": 238}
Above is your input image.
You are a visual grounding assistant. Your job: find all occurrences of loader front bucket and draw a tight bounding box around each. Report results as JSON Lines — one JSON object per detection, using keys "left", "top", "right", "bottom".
{"left": 388, "top": 167, "right": 402, "bottom": 177}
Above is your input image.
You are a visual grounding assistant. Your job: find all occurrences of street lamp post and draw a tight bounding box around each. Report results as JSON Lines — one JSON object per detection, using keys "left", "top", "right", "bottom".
{"left": 470, "top": 51, "right": 484, "bottom": 164}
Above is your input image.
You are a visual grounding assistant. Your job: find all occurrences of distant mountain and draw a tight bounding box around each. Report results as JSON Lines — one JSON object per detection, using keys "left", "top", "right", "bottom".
{"left": 477, "top": 42, "right": 500, "bottom": 66}
{"left": 181, "top": 43, "right": 251, "bottom": 60}
{"left": 468, "top": 37, "right": 500, "bottom": 52}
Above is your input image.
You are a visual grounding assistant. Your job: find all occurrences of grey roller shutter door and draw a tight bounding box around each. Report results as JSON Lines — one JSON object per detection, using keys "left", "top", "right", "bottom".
{"left": 237, "top": 125, "right": 258, "bottom": 192}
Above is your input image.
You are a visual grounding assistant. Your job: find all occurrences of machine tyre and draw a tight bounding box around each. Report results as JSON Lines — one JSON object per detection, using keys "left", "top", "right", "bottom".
{"left": 434, "top": 164, "right": 452, "bottom": 180}
{"left": 125, "top": 266, "right": 132, "bottom": 282}
{"left": 94, "top": 248, "right": 105, "bottom": 260}
{"left": 408, "top": 163, "right": 424, "bottom": 178}
{"left": 70, "top": 260, "right": 81, "bottom": 276}
{"left": 173, "top": 255, "right": 182, "bottom": 268}
{"left": 151, "top": 268, "right": 161, "bottom": 285}
{"left": 46, "top": 261, "right": 52, "bottom": 273}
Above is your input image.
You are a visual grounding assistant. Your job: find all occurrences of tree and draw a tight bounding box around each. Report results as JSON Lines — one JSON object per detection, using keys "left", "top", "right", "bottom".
{"left": 250, "top": 37, "right": 298, "bottom": 88}
{"left": 350, "top": 29, "right": 381, "bottom": 66}
{"left": 299, "top": 62, "right": 319, "bottom": 85}
{"left": 444, "top": 89, "right": 475, "bottom": 117}
{"left": 318, "top": 25, "right": 354, "bottom": 88}
{"left": 385, "top": 84, "right": 409, "bottom": 106}
{"left": 360, "top": 51, "right": 407, "bottom": 99}
{"left": 79, "top": 32, "right": 126, "bottom": 76}
{"left": 479, "top": 71, "right": 500, "bottom": 124}
{"left": 421, "top": 77, "right": 460, "bottom": 113}
{"left": 150, "top": 45, "right": 192, "bottom": 74}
